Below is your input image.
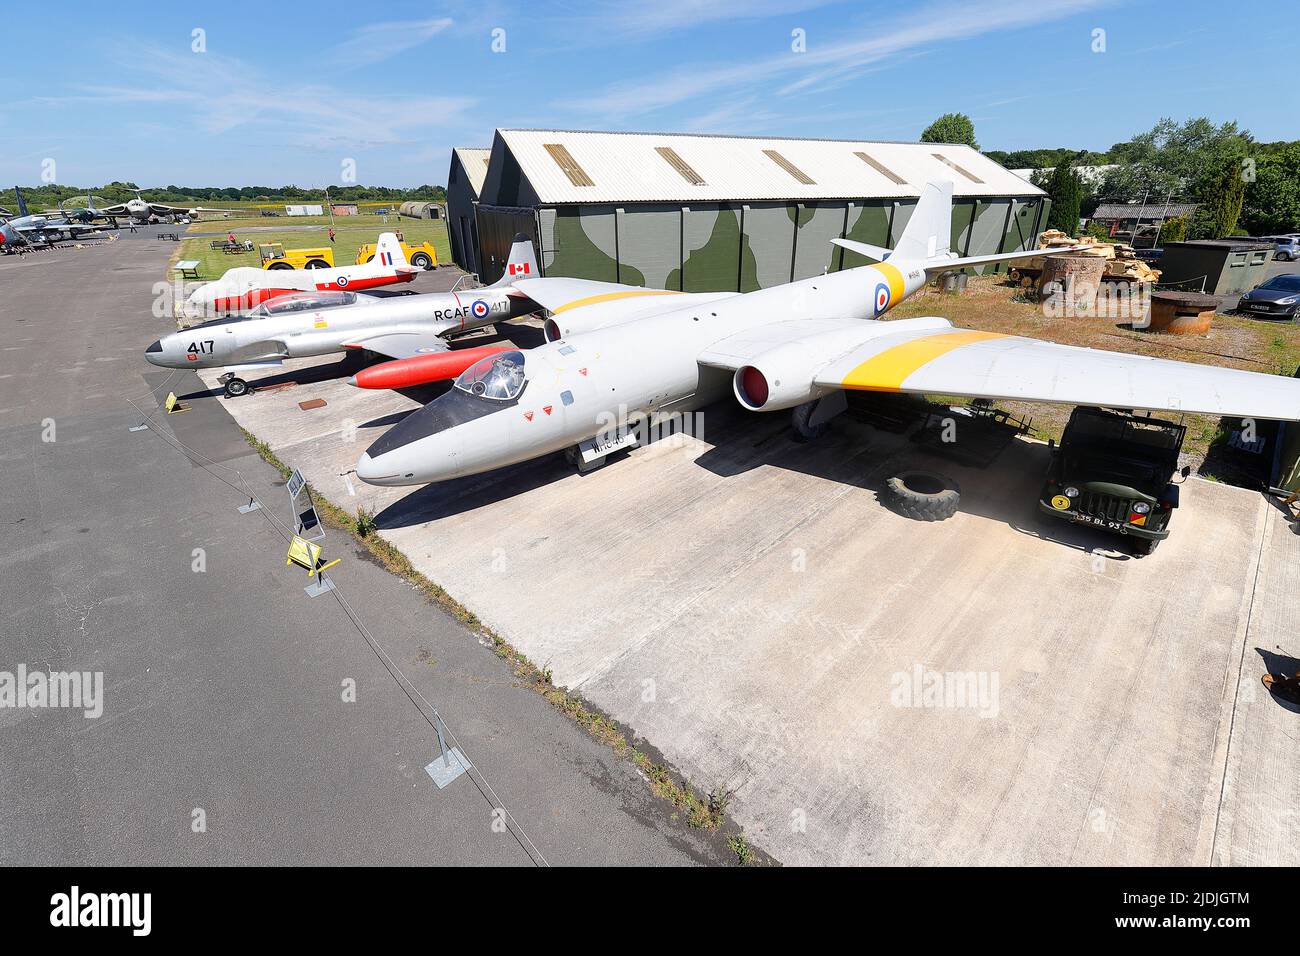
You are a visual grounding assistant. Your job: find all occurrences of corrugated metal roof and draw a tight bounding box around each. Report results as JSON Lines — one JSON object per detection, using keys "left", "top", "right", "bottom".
{"left": 453, "top": 147, "right": 491, "bottom": 197}
{"left": 1092, "top": 202, "right": 1198, "bottom": 220}
{"left": 495, "top": 129, "right": 1043, "bottom": 204}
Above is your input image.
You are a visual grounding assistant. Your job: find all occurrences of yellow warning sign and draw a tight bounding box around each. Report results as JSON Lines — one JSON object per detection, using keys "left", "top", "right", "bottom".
{"left": 164, "top": 392, "right": 190, "bottom": 414}
{"left": 287, "top": 535, "right": 340, "bottom": 576}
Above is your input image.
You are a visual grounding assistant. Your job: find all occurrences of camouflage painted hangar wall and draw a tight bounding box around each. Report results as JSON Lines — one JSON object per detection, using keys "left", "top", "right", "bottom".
{"left": 476, "top": 197, "right": 1049, "bottom": 288}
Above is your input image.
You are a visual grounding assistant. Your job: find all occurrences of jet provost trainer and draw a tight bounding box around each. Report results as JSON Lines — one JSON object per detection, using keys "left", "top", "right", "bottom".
{"left": 147, "top": 236, "right": 541, "bottom": 397}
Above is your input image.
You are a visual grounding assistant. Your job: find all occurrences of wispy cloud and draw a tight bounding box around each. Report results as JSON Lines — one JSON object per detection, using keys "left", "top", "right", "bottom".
{"left": 571, "top": 0, "right": 839, "bottom": 42}
{"left": 571, "top": 0, "right": 1116, "bottom": 118}
{"left": 330, "top": 16, "right": 454, "bottom": 66}
{"left": 29, "top": 44, "right": 476, "bottom": 165}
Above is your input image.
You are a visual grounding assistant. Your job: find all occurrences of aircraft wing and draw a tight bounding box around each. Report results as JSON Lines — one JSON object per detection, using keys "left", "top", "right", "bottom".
{"left": 342, "top": 331, "right": 450, "bottom": 361}
{"left": 512, "top": 276, "right": 734, "bottom": 318}
{"left": 699, "top": 319, "right": 1300, "bottom": 420}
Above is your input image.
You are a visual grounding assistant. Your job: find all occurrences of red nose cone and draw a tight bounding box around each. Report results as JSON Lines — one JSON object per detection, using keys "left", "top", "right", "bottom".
{"left": 739, "top": 366, "right": 769, "bottom": 408}
{"left": 351, "top": 345, "right": 514, "bottom": 390}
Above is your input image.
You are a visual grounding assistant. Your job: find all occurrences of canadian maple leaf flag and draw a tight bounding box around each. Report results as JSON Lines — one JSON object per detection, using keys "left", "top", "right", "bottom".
{"left": 509, "top": 262, "right": 530, "bottom": 275}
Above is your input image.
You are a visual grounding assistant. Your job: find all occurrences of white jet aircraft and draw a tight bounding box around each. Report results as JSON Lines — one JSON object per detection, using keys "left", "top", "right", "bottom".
{"left": 149, "top": 237, "right": 540, "bottom": 396}
{"left": 182, "top": 232, "right": 428, "bottom": 319}
{"left": 355, "top": 182, "right": 1300, "bottom": 487}
{"left": 95, "top": 188, "right": 237, "bottom": 224}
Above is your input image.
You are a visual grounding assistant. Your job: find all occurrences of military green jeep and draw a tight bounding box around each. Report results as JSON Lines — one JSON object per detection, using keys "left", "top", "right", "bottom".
{"left": 1039, "top": 407, "right": 1187, "bottom": 555}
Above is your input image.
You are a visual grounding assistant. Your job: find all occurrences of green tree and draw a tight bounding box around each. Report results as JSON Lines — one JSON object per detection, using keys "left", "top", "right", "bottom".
{"left": 1189, "top": 159, "right": 1247, "bottom": 238}
{"left": 1157, "top": 214, "right": 1188, "bottom": 244}
{"left": 1099, "top": 117, "right": 1250, "bottom": 204}
{"left": 1040, "top": 158, "right": 1087, "bottom": 235}
{"left": 1240, "top": 142, "right": 1300, "bottom": 234}
{"left": 920, "top": 113, "right": 978, "bottom": 149}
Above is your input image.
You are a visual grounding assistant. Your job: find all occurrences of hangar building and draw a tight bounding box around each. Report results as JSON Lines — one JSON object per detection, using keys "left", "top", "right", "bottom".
{"left": 454, "top": 129, "right": 1049, "bottom": 286}
{"left": 446, "top": 147, "right": 491, "bottom": 276}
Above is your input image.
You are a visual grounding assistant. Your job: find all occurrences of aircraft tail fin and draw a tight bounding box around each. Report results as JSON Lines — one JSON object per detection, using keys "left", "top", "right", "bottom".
{"left": 891, "top": 180, "right": 952, "bottom": 263}
{"left": 373, "top": 232, "right": 409, "bottom": 268}
{"left": 491, "top": 233, "right": 539, "bottom": 286}
{"left": 15, "top": 187, "right": 29, "bottom": 218}
{"left": 831, "top": 238, "right": 894, "bottom": 263}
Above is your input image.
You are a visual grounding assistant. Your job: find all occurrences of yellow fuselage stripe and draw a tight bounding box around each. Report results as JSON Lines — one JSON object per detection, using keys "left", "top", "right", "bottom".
{"left": 842, "top": 330, "right": 1006, "bottom": 391}
{"left": 874, "top": 261, "right": 906, "bottom": 306}
{"left": 552, "top": 289, "right": 682, "bottom": 314}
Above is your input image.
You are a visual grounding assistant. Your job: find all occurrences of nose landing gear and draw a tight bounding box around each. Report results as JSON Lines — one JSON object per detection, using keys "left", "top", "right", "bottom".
{"left": 217, "top": 372, "right": 253, "bottom": 398}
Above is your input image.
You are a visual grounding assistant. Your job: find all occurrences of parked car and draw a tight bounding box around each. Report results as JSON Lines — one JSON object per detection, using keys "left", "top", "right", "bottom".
{"left": 1262, "top": 235, "right": 1300, "bottom": 261}
{"left": 1237, "top": 273, "right": 1300, "bottom": 319}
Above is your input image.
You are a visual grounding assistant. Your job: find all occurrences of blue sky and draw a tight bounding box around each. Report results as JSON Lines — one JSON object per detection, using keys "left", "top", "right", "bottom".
{"left": 2, "top": 0, "right": 1293, "bottom": 188}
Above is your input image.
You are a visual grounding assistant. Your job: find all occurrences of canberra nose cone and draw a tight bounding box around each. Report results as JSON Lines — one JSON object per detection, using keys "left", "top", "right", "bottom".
{"left": 144, "top": 340, "right": 164, "bottom": 365}
{"left": 355, "top": 452, "right": 404, "bottom": 486}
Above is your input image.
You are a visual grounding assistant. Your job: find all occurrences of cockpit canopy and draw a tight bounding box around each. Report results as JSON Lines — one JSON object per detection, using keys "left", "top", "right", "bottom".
{"left": 246, "top": 290, "right": 359, "bottom": 317}
{"left": 454, "top": 350, "right": 527, "bottom": 401}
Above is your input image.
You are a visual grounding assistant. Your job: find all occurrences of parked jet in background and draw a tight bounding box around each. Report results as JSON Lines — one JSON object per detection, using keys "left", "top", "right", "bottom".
{"left": 180, "top": 232, "right": 433, "bottom": 319}
{"left": 0, "top": 188, "right": 104, "bottom": 250}
{"left": 355, "top": 181, "right": 1300, "bottom": 487}
{"left": 148, "top": 236, "right": 540, "bottom": 396}
{"left": 95, "top": 188, "right": 236, "bottom": 224}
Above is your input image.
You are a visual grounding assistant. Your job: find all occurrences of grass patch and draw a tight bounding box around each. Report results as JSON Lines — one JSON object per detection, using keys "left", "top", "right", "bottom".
{"left": 174, "top": 219, "right": 450, "bottom": 281}
{"left": 728, "top": 834, "right": 753, "bottom": 866}
{"left": 237, "top": 427, "right": 760, "bottom": 855}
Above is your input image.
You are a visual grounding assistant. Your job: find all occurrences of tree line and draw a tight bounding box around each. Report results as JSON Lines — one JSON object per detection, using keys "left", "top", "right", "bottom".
{"left": 3, "top": 182, "right": 447, "bottom": 208}
{"left": 921, "top": 113, "right": 1299, "bottom": 238}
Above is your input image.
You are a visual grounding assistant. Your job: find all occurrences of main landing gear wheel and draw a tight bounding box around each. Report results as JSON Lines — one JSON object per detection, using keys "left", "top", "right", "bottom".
{"left": 565, "top": 445, "right": 606, "bottom": 474}
{"left": 791, "top": 399, "right": 829, "bottom": 442}
{"left": 223, "top": 377, "right": 252, "bottom": 398}
{"left": 884, "top": 470, "right": 961, "bottom": 522}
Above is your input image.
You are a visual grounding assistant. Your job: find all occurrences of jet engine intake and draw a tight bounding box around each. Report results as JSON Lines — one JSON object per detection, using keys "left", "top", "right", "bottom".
{"left": 732, "top": 343, "right": 834, "bottom": 412}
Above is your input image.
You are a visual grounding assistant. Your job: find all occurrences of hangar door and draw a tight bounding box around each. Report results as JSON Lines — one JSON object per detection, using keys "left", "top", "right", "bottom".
{"left": 475, "top": 204, "right": 538, "bottom": 285}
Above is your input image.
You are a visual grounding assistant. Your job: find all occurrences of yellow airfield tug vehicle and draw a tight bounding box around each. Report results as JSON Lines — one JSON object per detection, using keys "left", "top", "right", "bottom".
{"left": 259, "top": 243, "right": 335, "bottom": 270}
{"left": 355, "top": 234, "right": 437, "bottom": 270}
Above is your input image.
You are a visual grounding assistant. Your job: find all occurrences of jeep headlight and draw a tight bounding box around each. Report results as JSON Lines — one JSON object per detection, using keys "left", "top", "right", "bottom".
{"left": 1132, "top": 501, "right": 1151, "bottom": 515}
{"left": 1064, "top": 486, "right": 1080, "bottom": 498}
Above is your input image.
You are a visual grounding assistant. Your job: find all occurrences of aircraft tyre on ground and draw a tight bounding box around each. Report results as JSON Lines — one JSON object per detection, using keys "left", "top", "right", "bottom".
{"left": 884, "top": 470, "right": 960, "bottom": 522}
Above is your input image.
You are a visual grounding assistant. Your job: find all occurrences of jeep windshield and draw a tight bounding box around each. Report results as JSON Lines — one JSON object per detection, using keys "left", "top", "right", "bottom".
{"left": 1060, "top": 411, "right": 1183, "bottom": 491}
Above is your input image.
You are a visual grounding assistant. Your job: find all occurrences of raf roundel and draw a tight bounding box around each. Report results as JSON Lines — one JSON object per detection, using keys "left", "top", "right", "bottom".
{"left": 335, "top": 275, "right": 349, "bottom": 288}
{"left": 471, "top": 299, "right": 490, "bottom": 320}
{"left": 873, "top": 282, "right": 890, "bottom": 316}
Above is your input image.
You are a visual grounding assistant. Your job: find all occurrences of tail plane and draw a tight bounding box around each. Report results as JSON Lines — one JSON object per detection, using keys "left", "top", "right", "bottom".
{"left": 15, "top": 187, "right": 29, "bottom": 218}
{"left": 833, "top": 179, "right": 1088, "bottom": 275}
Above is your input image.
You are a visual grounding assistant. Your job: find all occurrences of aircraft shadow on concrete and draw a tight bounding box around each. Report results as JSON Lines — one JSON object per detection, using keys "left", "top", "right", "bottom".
{"left": 1255, "top": 648, "right": 1300, "bottom": 714}
{"left": 692, "top": 399, "right": 1146, "bottom": 560}
{"left": 373, "top": 393, "right": 1146, "bottom": 561}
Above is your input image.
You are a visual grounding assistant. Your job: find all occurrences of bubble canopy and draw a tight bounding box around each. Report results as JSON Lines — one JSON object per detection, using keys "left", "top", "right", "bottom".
{"left": 454, "top": 350, "right": 527, "bottom": 402}
{"left": 246, "top": 290, "right": 358, "bottom": 317}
